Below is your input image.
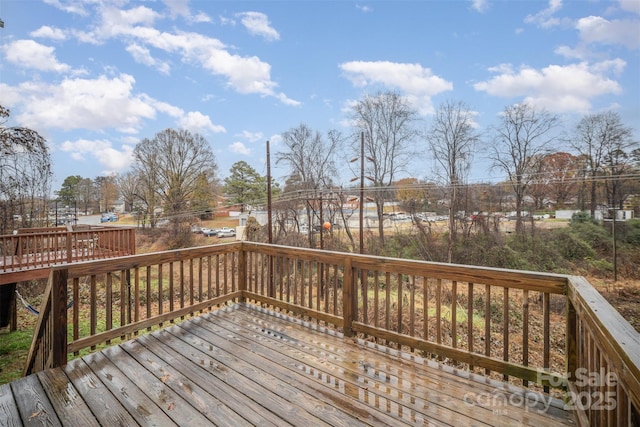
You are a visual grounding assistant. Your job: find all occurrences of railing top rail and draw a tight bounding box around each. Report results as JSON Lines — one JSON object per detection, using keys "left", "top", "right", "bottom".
{"left": 0, "top": 226, "right": 137, "bottom": 239}
{"left": 52, "top": 241, "right": 242, "bottom": 278}
{"left": 567, "top": 275, "right": 640, "bottom": 404}
{"left": 241, "top": 242, "right": 569, "bottom": 294}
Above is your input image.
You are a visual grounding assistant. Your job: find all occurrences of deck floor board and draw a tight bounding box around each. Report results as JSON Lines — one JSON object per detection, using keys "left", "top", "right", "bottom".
{"left": 1, "top": 303, "right": 575, "bottom": 426}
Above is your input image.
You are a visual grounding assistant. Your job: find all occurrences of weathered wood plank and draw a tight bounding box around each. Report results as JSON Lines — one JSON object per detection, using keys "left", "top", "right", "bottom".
{"left": 10, "top": 374, "right": 61, "bottom": 426}
{"left": 4, "top": 302, "right": 576, "bottom": 427}
{"left": 135, "top": 333, "right": 289, "bottom": 427}
{"left": 118, "top": 339, "right": 255, "bottom": 427}
{"left": 0, "top": 383, "right": 22, "bottom": 427}
{"left": 62, "top": 358, "right": 138, "bottom": 427}
{"left": 100, "top": 345, "right": 215, "bottom": 426}
{"left": 193, "top": 310, "right": 451, "bottom": 426}
{"left": 159, "top": 325, "right": 335, "bottom": 427}
{"left": 213, "top": 307, "right": 491, "bottom": 426}
{"left": 35, "top": 369, "right": 99, "bottom": 427}
{"left": 83, "top": 350, "right": 178, "bottom": 426}
{"left": 233, "top": 305, "right": 574, "bottom": 425}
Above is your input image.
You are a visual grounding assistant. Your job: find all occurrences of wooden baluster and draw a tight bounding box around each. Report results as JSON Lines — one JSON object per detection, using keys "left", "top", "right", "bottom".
{"left": 522, "top": 289, "right": 529, "bottom": 387}
{"left": 452, "top": 280, "right": 457, "bottom": 349}
{"left": 90, "top": 274, "right": 97, "bottom": 350}
{"left": 73, "top": 277, "right": 79, "bottom": 355}
{"left": 484, "top": 284, "right": 491, "bottom": 375}
{"left": 543, "top": 292, "right": 550, "bottom": 393}
{"left": 106, "top": 272, "right": 112, "bottom": 344}
{"left": 503, "top": 287, "right": 509, "bottom": 381}
{"left": 398, "top": 274, "right": 403, "bottom": 336}
{"left": 436, "top": 278, "right": 442, "bottom": 346}
{"left": 468, "top": 282, "right": 474, "bottom": 370}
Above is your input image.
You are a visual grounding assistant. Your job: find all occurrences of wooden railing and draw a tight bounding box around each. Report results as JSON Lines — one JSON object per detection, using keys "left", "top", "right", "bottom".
{"left": 0, "top": 226, "right": 136, "bottom": 284}
{"left": 23, "top": 242, "right": 639, "bottom": 426}
{"left": 567, "top": 276, "right": 640, "bottom": 426}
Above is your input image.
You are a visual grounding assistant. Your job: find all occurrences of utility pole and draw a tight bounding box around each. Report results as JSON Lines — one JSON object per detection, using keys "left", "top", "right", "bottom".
{"left": 319, "top": 192, "right": 324, "bottom": 250}
{"left": 359, "top": 132, "right": 364, "bottom": 254}
{"left": 611, "top": 207, "right": 617, "bottom": 282}
{"left": 266, "top": 140, "right": 273, "bottom": 245}
{"left": 266, "top": 141, "right": 274, "bottom": 297}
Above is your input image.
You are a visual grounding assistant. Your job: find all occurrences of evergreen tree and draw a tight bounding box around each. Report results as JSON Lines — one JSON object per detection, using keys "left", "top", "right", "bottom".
{"left": 224, "top": 161, "right": 267, "bottom": 212}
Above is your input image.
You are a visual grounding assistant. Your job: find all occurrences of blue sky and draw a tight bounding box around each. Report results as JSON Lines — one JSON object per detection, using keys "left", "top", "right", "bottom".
{"left": 1, "top": 0, "right": 639, "bottom": 192}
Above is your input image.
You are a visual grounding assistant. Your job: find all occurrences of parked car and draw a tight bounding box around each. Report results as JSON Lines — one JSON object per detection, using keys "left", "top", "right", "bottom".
{"left": 100, "top": 213, "right": 118, "bottom": 223}
{"left": 217, "top": 228, "right": 236, "bottom": 238}
{"left": 203, "top": 228, "right": 218, "bottom": 237}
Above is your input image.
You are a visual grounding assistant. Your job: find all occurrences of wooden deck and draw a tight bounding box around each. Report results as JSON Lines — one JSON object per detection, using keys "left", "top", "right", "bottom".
{"left": 0, "top": 227, "right": 136, "bottom": 285}
{"left": 1, "top": 303, "right": 574, "bottom": 426}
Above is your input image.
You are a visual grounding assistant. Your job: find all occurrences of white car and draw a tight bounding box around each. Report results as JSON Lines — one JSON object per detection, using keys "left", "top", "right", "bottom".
{"left": 217, "top": 228, "right": 236, "bottom": 238}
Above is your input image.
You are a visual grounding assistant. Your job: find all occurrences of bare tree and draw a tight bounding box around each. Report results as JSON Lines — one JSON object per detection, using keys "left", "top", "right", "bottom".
{"left": 133, "top": 128, "right": 218, "bottom": 236}
{"left": 536, "top": 152, "right": 579, "bottom": 209}
{"left": 426, "top": 100, "right": 479, "bottom": 262}
{"left": 75, "top": 178, "right": 95, "bottom": 215}
{"left": 276, "top": 124, "right": 339, "bottom": 247}
{"left": 570, "top": 111, "right": 635, "bottom": 216}
{"left": 0, "top": 106, "right": 52, "bottom": 233}
{"left": 116, "top": 171, "right": 140, "bottom": 213}
{"left": 489, "top": 103, "right": 560, "bottom": 236}
{"left": 95, "top": 176, "right": 119, "bottom": 213}
{"left": 350, "top": 91, "right": 419, "bottom": 246}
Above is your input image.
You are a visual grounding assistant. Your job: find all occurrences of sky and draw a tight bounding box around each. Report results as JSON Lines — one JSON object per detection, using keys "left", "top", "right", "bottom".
{"left": 1, "top": 0, "right": 639, "bottom": 193}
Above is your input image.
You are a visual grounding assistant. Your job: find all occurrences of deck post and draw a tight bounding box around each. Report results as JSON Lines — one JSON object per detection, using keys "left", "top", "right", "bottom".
{"left": 66, "top": 231, "right": 73, "bottom": 263}
{"left": 238, "top": 246, "right": 246, "bottom": 302}
{"left": 342, "top": 258, "right": 354, "bottom": 337}
{"left": 51, "top": 269, "right": 68, "bottom": 368}
{"left": 566, "top": 294, "right": 577, "bottom": 388}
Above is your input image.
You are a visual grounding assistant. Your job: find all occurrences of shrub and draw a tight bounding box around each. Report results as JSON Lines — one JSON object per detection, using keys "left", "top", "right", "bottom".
{"left": 550, "top": 228, "right": 596, "bottom": 261}
{"left": 569, "top": 221, "right": 612, "bottom": 254}
{"left": 570, "top": 211, "right": 598, "bottom": 225}
{"left": 618, "top": 219, "right": 640, "bottom": 246}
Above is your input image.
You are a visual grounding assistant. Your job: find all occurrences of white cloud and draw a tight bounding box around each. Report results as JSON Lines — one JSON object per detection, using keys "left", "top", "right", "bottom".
{"left": 229, "top": 141, "right": 251, "bottom": 155}
{"left": 2, "top": 40, "right": 71, "bottom": 73}
{"left": 43, "top": 0, "right": 90, "bottom": 16}
{"left": 77, "top": 6, "right": 298, "bottom": 105}
{"left": 11, "top": 74, "right": 157, "bottom": 132}
{"left": 237, "top": 130, "right": 264, "bottom": 142}
{"left": 619, "top": 0, "right": 640, "bottom": 15}
{"left": 59, "top": 138, "right": 135, "bottom": 174}
{"left": 178, "top": 111, "right": 226, "bottom": 134}
{"left": 474, "top": 61, "right": 624, "bottom": 113}
{"left": 340, "top": 61, "right": 453, "bottom": 115}
{"left": 31, "top": 25, "right": 67, "bottom": 40}
{"left": 162, "top": 0, "right": 211, "bottom": 23}
{"left": 236, "top": 12, "right": 280, "bottom": 41}
{"left": 576, "top": 16, "right": 640, "bottom": 50}
{"left": 163, "top": 0, "right": 190, "bottom": 19}
{"left": 524, "top": 0, "right": 563, "bottom": 28}
{"left": 192, "top": 13, "right": 212, "bottom": 24}
{"left": 356, "top": 4, "right": 373, "bottom": 13}
{"left": 554, "top": 45, "right": 587, "bottom": 60}
{"left": 126, "top": 43, "right": 171, "bottom": 74}
{"left": 470, "top": 0, "right": 489, "bottom": 13}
